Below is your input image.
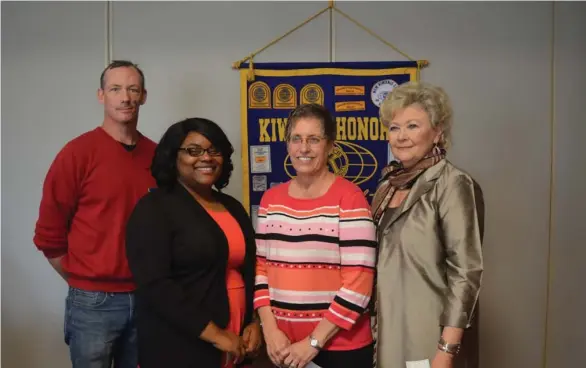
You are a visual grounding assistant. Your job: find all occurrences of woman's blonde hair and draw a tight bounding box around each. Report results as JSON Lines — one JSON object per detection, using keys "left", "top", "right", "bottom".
{"left": 379, "top": 81, "right": 453, "bottom": 149}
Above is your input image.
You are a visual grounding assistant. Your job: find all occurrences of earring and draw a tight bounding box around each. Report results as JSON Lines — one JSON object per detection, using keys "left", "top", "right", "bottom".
{"left": 432, "top": 142, "right": 441, "bottom": 154}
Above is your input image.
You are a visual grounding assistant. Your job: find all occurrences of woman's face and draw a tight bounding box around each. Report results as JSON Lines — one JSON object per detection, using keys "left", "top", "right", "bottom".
{"left": 388, "top": 104, "right": 442, "bottom": 168}
{"left": 287, "top": 117, "right": 332, "bottom": 177}
{"left": 176, "top": 131, "right": 224, "bottom": 191}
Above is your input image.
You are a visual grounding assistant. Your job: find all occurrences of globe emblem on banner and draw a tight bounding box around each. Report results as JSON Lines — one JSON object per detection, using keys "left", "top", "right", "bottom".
{"left": 305, "top": 88, "right": 319, "bottom": 103}
{"left": 278, "top": 88, "right": 291, "bottom": 101}
{"left": 252, "top": 87, "right": 267, "bottom": 102}
{"left": 284, "top": 141, "right": 378, "bottom": 185}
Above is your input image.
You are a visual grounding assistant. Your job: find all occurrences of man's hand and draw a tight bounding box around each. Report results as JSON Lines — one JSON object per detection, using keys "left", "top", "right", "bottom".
{"left": 48, "top": 256, "right": 67, "bottom": 280}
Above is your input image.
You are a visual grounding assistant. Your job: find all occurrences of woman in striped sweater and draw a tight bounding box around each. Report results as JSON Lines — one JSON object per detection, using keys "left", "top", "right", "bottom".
{"left": 254, "top": 104, "right": 377, "bottom": 368}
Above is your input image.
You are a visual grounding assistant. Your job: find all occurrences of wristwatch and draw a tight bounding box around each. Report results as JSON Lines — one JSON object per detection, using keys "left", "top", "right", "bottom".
{"left": 308, "top": 335, "right": 322, "bottom": 350}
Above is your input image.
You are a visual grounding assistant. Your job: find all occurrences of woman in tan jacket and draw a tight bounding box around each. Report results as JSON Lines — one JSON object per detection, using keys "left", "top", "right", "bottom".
{"left": 371, "top": 82, "right": 485, "bottom": 368}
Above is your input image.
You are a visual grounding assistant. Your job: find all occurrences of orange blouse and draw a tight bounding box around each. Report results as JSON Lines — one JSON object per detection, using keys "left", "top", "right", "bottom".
{"left": 205, "top": 208, "right": 246, "bottom": 368}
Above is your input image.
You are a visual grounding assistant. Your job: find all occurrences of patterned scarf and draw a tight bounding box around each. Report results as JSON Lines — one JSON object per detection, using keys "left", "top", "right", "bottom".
{"left": 371, "top": 145, "right": 446, "bottom": 225}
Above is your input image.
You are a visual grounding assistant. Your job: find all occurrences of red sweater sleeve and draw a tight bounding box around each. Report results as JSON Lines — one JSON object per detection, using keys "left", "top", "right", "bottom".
{"left": 34, "top": 142, "right": 84, "bottom": 258}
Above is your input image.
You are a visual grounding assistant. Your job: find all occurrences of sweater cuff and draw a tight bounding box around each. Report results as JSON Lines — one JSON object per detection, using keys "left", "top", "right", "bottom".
{"left": 323, "top": 302, "right": 360, "bottom": 331}
{"left": 253, "top": 289, "right": 271, "bottom": 310}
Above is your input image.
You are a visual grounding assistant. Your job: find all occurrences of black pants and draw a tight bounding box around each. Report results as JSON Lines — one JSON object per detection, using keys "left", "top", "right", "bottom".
{"left": 312, "top": 343, "right": 374, "bottom": 368}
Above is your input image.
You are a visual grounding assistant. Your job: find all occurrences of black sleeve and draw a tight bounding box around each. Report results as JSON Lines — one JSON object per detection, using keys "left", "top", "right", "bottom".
{"left": 125, "top": 194, "right": 213, "bottom": 341}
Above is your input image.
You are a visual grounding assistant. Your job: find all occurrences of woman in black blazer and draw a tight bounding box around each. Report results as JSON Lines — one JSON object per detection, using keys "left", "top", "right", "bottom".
{"left": 126, "top": 117, "right": 261, "bottom": 368}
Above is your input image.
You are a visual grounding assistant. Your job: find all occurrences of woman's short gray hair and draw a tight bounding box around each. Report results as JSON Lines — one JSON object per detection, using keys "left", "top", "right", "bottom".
{"left": 379, "top": 81, "right": 453, "bottom": 149}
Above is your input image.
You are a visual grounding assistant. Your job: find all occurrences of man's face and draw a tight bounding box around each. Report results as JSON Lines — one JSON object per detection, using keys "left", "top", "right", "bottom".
{"left": 97, "top": 66, "right": 146, "bottom": 124}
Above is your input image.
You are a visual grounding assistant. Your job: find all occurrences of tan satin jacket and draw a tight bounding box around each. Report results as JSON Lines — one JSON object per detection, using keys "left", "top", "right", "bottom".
{"left": 375, "top": 159, "right": 485, "bottom": 368}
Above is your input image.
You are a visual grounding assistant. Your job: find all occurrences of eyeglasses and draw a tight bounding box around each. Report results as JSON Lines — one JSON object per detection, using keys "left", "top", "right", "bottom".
{"left": 178, "top": 146, "right": 222, "bottom": 157}
{"left": 288, "top": 135, "right": 325, "bottom": 146}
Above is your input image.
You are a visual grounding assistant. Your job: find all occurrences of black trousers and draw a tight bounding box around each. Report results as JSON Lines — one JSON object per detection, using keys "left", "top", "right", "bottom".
{"left": 312, "top": 343, "right": 374, "bottom": 368}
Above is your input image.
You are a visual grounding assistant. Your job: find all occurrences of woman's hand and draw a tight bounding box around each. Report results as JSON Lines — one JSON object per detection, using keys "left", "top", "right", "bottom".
{"left": 431, "top": 350, "right": 454, "bottom": 368}
{"left": 262, "top": 325, "right": 291, "bottom": 366}
{"left": 213, "top": 330, "right": 246, "bottom": 364}
{"left": 242, "top": 321, "right": 262, "bottom": 357}
{"left": 281, "top": 337, "right": 319, "bottom": 368}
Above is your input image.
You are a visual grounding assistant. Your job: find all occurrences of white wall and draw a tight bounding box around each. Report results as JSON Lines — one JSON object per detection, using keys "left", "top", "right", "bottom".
{"left": 1, "top": 1, "right": 584, "bottom": 367}
{"left": 2, "top": 2, "right": 105, "bottom": 367}
{"left": 547, "top": 2, "right": 586, "bottom": 366}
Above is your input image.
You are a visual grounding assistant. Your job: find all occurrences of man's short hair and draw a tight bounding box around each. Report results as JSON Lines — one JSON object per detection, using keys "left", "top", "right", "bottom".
{"left": 99, "top": 60, "right": 145, "bottom": 90}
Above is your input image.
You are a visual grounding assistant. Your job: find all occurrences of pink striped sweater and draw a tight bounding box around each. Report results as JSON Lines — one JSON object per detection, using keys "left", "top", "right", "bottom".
{"left": 253, "top": 176, "right": 377, "bottom": 351}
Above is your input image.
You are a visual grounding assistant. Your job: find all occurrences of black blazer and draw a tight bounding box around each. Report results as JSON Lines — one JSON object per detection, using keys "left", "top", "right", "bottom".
{"left": 125, "top": 184, "right": 256, "bottom": 368}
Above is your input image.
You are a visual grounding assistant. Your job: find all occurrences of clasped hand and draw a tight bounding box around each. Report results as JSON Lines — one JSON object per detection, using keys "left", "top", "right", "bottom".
{"left": 264, "top": 328, "right": 318, "bottom": 368}
{"left": 214, "top": 322, "right": 262, "bottom": 364}
{"left": 281, "top": 337, "right": 319, "bottom": 368}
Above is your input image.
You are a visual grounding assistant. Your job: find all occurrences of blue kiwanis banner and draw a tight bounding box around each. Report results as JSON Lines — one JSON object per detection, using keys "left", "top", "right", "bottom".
{"left": 239, "top": 61, "right": 419, "bottom": 221}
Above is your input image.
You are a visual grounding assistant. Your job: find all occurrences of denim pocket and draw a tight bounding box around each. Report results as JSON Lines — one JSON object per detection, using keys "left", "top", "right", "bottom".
{"left": 71, "top": 288, "right": 109, "bottom": 308}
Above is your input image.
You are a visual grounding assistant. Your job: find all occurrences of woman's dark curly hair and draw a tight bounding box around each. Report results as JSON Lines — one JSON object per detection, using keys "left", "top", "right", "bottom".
{"left": 151, "top": 117, "right": 234, "bottom": 191}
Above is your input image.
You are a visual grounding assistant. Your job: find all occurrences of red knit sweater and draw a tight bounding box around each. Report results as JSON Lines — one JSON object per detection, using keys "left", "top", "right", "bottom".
{"left": 254, "top": 177, "right": 376, "bottom": 351}
{"left": 34, "top": 127, "right": 157, "bottom": 292}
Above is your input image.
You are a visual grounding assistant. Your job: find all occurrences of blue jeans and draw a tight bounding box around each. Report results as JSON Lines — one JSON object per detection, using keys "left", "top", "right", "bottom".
{"left": 64, "top": 287, "right": 137, "bottom": 368}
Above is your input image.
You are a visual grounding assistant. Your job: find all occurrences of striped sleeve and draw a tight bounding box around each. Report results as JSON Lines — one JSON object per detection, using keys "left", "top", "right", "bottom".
{"left": 253, "top": 196, "right": 271, "bottom": 310}
{"left": 324, "top": 190, "right": 377, "bottom": 330}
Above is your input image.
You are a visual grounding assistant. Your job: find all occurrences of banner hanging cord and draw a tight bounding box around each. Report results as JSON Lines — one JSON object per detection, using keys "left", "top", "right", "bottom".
{"left": 232, "top": 1, "right": 428, "bottom": 82}
{"left": 232, "top": 5, "right": 331, "bottom": 81}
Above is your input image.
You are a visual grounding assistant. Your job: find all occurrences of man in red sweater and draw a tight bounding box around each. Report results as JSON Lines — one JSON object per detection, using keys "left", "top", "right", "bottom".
{"left": 33, "top": 60, "right": 157, "bottom": 368}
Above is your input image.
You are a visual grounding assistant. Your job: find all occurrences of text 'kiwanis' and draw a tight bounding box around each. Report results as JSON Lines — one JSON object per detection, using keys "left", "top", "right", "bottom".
{"left": 258, "top": 117, "right": 389, "bottom": 142}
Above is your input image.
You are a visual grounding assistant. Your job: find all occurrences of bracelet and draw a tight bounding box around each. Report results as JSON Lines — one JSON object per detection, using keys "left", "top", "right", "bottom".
{"left": 437, "top": 337, "right": 461, "bottom": 355}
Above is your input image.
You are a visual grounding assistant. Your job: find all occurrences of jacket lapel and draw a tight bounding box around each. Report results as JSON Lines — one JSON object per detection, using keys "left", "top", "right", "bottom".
{"left": 172, "top": 184, "right": 230, "bottom": 252}
{"left": 385, "top": 159, "right": 447, "bottom": 228}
